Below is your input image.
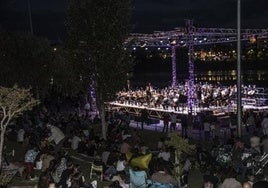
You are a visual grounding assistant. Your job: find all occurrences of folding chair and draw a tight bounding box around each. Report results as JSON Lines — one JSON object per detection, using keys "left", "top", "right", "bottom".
{"left": 90, "top": 162, "right": 103, "bottom": 180}
{"left": 151, "top": 182, "right": 174, "bottom": 188}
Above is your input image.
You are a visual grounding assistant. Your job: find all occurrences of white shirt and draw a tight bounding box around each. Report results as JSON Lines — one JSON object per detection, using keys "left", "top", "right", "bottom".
{"left": 158, "top": 151, "right": 170, "bottom": 162}
{"left": 261, "top": 118, "right": 268, "bottom": 135}
{"left": 116, "top": 160, "right": 126, "bottom": 172}
{"left": 71, "top": 136, "right": 82, "bottom": 150}
{"left": 84, "top": 103, "right": 91, "bottom": 110}
{"left": 250, "top": 136, "right": 260, "bottom": 148}
{"left": 17, "top": 129, "right": 25, "bottom": 143}
{"left": 48, "top": 125, "right": 65, "bottom": 144}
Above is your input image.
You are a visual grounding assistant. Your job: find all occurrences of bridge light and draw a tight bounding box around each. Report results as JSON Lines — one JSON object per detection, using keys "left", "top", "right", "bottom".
{"left": 249, "top": 36, "right": 256, "bottom": 44}
{"left": 171, "top": 40, "right": 176, "bottom": 45}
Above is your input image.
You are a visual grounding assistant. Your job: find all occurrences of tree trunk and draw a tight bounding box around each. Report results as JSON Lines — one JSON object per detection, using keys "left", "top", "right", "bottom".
{"left": 100, "top": 103, "right": 107, "bottom": 140}
{"left": 174, "top": 150, "right": 181, "bottom": 186}
{"left": 0, "top": 131, "right": 5, "bottom": 171}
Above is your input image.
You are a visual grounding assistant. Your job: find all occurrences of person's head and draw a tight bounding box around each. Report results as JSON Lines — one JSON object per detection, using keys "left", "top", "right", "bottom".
{"left": 46, "top": 123, "right": 52, "bottom": 129}
{"left": 109, "top": 180, "right": 122, "bottom": 188}
{"left": 66, "top": 160, "right": 73, "bottom": 169}
{"left": 203, "top": 181, "right": 213, "bottom": 188}
{"left": 157, "top": 163, "right": 167, "bottom": 172}
{"left": 48, "top": 182, "right": 56, "bottom": 188}
{"left": 243, "top": 182, "right": 252, "bottom": 188}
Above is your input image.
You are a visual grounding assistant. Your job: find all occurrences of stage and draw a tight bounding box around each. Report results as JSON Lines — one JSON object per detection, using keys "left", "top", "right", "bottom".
{"left": 106, "top": 101, "right": 268, "bottom": 119}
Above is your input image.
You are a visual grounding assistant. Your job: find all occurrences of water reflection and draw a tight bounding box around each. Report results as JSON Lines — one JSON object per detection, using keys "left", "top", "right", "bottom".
{"left": 196, "top": 70, "right": 267, "bottom": 85}
{"left": 132, "top": 70, "right": 268, "bottom": 88}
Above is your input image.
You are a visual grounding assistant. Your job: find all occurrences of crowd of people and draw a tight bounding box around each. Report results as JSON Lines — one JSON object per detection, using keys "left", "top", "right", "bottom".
{"left": 2, "top": 90, "right": 268, "bottom": 188}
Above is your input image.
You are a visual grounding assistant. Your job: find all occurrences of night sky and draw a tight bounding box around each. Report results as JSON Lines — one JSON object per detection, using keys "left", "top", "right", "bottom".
{"left": 0, "top": 0, "right": 267, "bottom": 40}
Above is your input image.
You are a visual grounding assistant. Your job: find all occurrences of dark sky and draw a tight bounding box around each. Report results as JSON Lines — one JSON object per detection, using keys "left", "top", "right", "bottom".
{"left": 0, "top": 0, "right": 267, "bottom": 40}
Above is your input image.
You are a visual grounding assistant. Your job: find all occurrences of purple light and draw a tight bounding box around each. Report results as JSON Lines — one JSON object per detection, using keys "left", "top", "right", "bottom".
{"left": 171, "top": 45, "right": 177, "bottom": 88}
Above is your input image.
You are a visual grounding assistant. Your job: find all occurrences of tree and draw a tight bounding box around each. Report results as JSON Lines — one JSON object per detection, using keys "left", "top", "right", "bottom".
{"left": 165, "top": 132, "right": 195, "bottom": 185}
{"left": 0, "top": 85, "right": 39, "bottom": 169}
{"left": 67, "top": 0, "right": 133, "bottom": 139}
{"left": 0, "top": 32, "right": 55, "bottom": 96}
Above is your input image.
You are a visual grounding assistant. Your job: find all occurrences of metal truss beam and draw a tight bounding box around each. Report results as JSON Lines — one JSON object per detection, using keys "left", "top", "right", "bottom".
{"left": 126, "top": 24, "right": 268, "bottom": 115}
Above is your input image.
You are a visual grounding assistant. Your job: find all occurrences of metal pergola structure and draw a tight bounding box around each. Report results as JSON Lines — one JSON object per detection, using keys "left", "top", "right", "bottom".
{"left": 126, "top": 20, "right": 268, "bottom": 114}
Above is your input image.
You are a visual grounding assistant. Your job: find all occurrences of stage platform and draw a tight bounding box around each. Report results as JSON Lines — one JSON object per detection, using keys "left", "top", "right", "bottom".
{"left": 106, "top": 101, "right": 268, "bottom": 119}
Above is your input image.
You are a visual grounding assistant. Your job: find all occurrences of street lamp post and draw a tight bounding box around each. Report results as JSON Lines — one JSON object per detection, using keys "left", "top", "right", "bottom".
{"left": 27, "top": 0, "right": 33, "bottom": 34}
{"left": 237, "top": 0, "right": 242, "bottom": 137}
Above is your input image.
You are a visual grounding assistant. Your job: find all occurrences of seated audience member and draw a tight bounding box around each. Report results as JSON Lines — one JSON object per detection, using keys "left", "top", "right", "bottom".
{"left": 71, "top": 133, "right": 82, "bottom": 151}
{"left": 221, "top": 169, "right": 242, "bottom": 188}
{"left": 46, "top": 123, "right": 66, "bottom": 153}
{"left": 40, "top": 149, "right": 55, "bottom": 172}
{"left": 203, "top": 169, "right": 219, "bottom": 188}
{"left": 59, "top": 160, "right": 74, "bottom": 188}
{"left": 116, "top": 154, "right": 127, "bottom": 175}
{"left": 151, "top": 163, "right": 177, "bottom": 186}
{"left": 242, "top": 182, "right": 252, "bottom": 188}
{"left": 120, "top": 140, "right": 131, "bottom": 154}
{"left": 157, "top": 146, "right": 171, "bottom": 163}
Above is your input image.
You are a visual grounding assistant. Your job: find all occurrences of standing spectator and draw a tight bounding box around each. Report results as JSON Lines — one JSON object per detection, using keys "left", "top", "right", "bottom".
{"left": 169, "top": 112, "right": 177, "bottom": 132}
{"left": 162, "top": 114, "right": 169, "bottom": 133}
{"left": 24, "top": 145, "right": 39, "bottom": 180}
{"left": 261, "top": 135, "right": 268, "bottom": 154}
{"left": 203, "top": 119, "right": 211, "bottom": 141}
{"left": 261, "top": 114, "right": 268, "bottom": 135}
{"left": 250, "top": 131, "right": 261, "bottom": 154}
{"left": 140, "top": 108, "right": 148, "bottom": 130}
{"left": 247, "top": 112, "right": 256, "bottom": 135}
{"left": 71, "top": 134, "right": 82, "bottom": 151}
{"left": 187, "top": 114, "right": 193, "bottom": 139}
{"left": 181, "top": 115, "right": 188, "bottom": 138}
{"left": 210, "top": 122, "right": 216, "bottom": 140}
{"left": 17, "top": 127, "right": 25, "bottom": 144}
{"left": 232, "top": 138, "right": 247, "bottom": 181}
{"left": 84, "top": 102, "right": 91, "bottom": 116}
